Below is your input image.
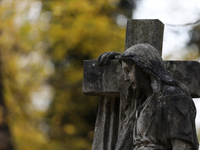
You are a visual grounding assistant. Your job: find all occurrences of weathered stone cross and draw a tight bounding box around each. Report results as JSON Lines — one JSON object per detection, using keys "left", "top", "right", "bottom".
{"left": 83, "top": 19, "right": 200, "bottom": 150}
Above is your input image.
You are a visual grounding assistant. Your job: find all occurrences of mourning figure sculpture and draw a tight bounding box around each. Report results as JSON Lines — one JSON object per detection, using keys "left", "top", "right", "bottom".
{"left": 98, "top": 44, "right": 199, "bottom": 150}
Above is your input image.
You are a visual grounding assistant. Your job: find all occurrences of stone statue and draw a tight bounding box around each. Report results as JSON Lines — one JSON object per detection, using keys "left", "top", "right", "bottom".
{"left": 98, "top": 43, "right": 199, "bottom": 150}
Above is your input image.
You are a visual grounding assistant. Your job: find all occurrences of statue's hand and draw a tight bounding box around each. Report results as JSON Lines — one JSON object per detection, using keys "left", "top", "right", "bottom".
{"left": 97, "top": 51, "right": 121, "bottom": 66}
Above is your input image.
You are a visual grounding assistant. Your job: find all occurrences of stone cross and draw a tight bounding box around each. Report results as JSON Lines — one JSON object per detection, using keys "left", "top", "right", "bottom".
{"left": 83, "top": 19, "right": 200, "bottom": 150}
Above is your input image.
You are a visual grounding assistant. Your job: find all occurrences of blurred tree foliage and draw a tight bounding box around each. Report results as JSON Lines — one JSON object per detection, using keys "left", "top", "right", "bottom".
{"left": 0, "top": 0, "right": 53, "bottom": 149}
{"left": 42, "top": 0, "right": 134, "bottom": 149}
{"left": 0, "top": 0, "right": 135, "bottom": 150}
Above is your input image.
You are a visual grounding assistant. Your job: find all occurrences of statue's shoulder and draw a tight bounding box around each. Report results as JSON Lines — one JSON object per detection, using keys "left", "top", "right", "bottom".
{"left": 159, "top": 85, "right": 192, "bottom": 113}
{"left": 159, "top": 85, "right": 192, "bottom": 118}
{"left": 161, "top": 85, "right": 185, "bottom": 97}
{"left": 159, "top": 85, "right": 190, "bottom": 105}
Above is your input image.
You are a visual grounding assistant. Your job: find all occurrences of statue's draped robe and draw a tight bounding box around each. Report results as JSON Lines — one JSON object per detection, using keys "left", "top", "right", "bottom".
{"left": 115, "top": 85, "right": 198, "bottom": 150}
{"left": 91, "top": 44, "right": 199, "bottom": 150}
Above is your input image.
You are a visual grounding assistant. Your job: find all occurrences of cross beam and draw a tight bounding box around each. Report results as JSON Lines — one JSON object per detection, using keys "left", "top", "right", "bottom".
{"left": 83, "top": 20, "right": 200, "bottom": 98}
{"left": 83, "top": 59, "right": 200, "bottom": 98}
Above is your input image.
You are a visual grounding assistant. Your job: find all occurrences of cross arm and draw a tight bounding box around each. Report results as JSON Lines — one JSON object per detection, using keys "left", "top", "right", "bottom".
{"left": 165, "top": 61, "right": 200, "bottom": 98}
{"left": 83, "top": 60, "right": 200, "bottom": 98}
{"left": 82, "top": 59, "right": 124, "bottom": 96}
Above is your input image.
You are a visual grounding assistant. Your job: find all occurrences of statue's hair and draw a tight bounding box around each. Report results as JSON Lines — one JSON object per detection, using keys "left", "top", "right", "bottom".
{"left": 119, "top": 43, "right": 190, "bottom": 96}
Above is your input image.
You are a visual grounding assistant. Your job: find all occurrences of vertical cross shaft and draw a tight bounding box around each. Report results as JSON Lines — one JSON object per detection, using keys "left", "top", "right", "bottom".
{"left": 119, "top": 19, "right": 164, "bottom": 134}
{"left": 125, "top": 19, "right": 164, "bottom": 53}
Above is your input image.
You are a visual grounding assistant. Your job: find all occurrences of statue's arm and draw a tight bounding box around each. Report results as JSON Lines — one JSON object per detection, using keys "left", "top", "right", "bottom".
{"left": 97, "top": 51, "right": 121, "bottom": 66}
{"left": 171, "top": 139, "right": 193, "bottom": 150}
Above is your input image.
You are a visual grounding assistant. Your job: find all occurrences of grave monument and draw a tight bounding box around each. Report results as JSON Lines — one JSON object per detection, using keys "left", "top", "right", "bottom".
{"left": 83, "top": 19, "right": 199, "bottom": 149}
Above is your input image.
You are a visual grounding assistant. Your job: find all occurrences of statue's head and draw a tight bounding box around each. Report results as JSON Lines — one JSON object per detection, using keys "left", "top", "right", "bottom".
{"left": 121, "top": 59, "right": 151, "bottom": 91}
{"left": 119, "top": 43, "right": 190, "bottom": 95}
{"left": 119, "top": 43, "right": 166, "bottom": 81}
